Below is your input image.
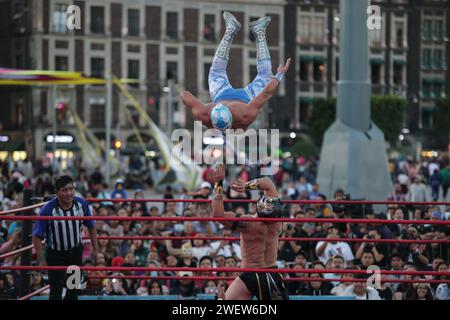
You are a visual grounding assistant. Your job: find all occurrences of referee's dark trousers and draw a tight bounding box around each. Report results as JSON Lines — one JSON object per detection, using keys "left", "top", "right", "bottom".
{"left": 46, "top": 244, "right": 83, "bottom": 300}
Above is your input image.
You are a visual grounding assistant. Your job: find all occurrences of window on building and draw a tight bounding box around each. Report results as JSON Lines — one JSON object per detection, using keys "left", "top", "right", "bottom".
{"left": 166, "top": 61, "right": 178, "bottom": 83}
{"left": 434, "top": 83, "right": 443, "bottom": 98}
{"left": 335, "top": 59, "right": 339, "bottom": 81}
{"left": 371, "top": 64, "right": 381, "bottom": 84}
{"left": 128, "top": 60, "right": 139, "bottom": 87}
{"left": 15, "top": 55, "right": 23, "bottom": 68}
{"left": 369, "top": 28, "right": 383, "bottom": 47}
{"left": 434, "top": 20, "right": 444, "bottom": 39}
{"left": 423, "top": 111, "right": 433, "bottom": 129}
{"left": 422, "top": 80, "right": 431, "bottom": 98}
{"left": 393, "top": 63, "right": 403, "bottom": 85}
{"left": 299, "top": 59, "right": 309, "bottom": 81}
{"left": 299, "top": 15, "right": 311, "bottom": 41}
{"left": 203, "top": 14, "right": 216, "bottom": 41}
{"left": 434, "top": 49, "right": 442, "bottom": 68}
{"left": 300, "top": 101, "right": 310, "bottom": 124}
{"left": 14, "top": 102, "right": 24, "bottom": 128}
{"left": 249, "top": 16, "right": 259, "bottom": 41}
{"left": 422, "top": 49, "right": 432, "bottom": 68}
{"left": 422, "top": 19, "right": 432, "bottom": 39}
{"left": 204, "top": 63, "right": 211, "bottom": 90}
{"left": 128, "top": 9, "right": 140, "bottom": 36}
{"left": 91, "top": 43, "right": 105, "bottom": 51}
{"left": 53, "top": 3, "right": 68, "bottom": 33}
{"left": 334, "top": 26, "right": 340, "bottom": 45}
{"left": 311, "top": 16, "right": 325, "bottom": 43}
{"left": 90, "top": 104, "right": 105, "bottom": 127}
{"left": 166, "top": 12, "right": 178, "bottom": 39}
{"left": 55, "top": 56, "right": 68, "bottom": 71}
{"left": 313, "top": 62, "right": 325, "bottom": 82}
{"left": 395, "top": 22, "right": 404, "bottom": 47}
{"left": 90, "top": 6, "right": 105, "bottom": 34}
{"left": 127, "top": 44, "right": 140, "bottom": 53}
{"left": 91, "top": 57, "right": 105, "bottom": 78}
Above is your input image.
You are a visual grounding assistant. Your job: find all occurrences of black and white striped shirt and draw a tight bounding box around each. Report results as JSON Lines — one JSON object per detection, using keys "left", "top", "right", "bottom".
{"left": 32, "top": 196, "right": 95, "bottom": 251}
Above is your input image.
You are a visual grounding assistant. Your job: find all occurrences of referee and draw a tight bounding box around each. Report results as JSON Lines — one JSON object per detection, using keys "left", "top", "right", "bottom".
{"left": 32, "top": 175, "right": 98, "bottom": 300}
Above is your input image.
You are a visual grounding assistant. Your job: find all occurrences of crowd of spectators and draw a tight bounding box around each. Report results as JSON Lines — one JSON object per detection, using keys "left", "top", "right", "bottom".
{"left": 0, "top": 155, "right": 449, "bottom": 300}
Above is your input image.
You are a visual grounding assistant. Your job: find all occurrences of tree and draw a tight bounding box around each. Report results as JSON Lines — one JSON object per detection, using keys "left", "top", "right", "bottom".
{"left": 371, "top": 95, "right": 406, "bottom": 143}
{"left": 307, "top": 98, "right": 336, "bottom": 146}
{"left": 308, "top": 95, "right": 406, "bottom": 146}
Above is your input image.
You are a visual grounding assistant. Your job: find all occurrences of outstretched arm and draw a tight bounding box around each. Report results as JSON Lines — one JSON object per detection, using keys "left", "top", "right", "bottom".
{"left": 231, "top": 177, "right": 279, "bottom": 197}
{"left": 247, "top": 58, "right": 291, "bottom": 111}
{"left": 212, "top": 164, "right": 233, "bottom": 228}
{"left": 180, "top": 90, "right": 210, "bottom": 123}
{"left": 212, "top": 165, "right": 249, "bottom": 231}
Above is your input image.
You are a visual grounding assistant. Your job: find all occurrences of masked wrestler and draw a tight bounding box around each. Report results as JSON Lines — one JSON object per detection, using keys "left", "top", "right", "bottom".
{"left": 211, "top": 165, "right": 289, "bottom": 300}
{"left": 181, "top": 11, "right": 291, "bottom": 132}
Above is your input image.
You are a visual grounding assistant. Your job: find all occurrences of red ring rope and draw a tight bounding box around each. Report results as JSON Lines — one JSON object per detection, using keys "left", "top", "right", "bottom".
{"left": 87, "top": 275, "right": 450, "bottom": 284}
{"left": 1, "top": 266, "right": 449, "bottom": 276}
{"left": 1, "top": 215, "right": 449, "bottom": 225}
{"left": 19, "top": 285, "right": 50, "bottom": 300}
{"left": 0, "top": 244, "right": 34, "bottom": 260}
{"left": 91, "top": 236, "right": 450, "bottom": 244}
{"left": 2, "top": 235, "right": 447, "bottom": 262}
{"left": 0, "top": 202, "right": 46, "bottom": 215}
{"left": 86, "top": 198, "right": 450, "bottom": 206}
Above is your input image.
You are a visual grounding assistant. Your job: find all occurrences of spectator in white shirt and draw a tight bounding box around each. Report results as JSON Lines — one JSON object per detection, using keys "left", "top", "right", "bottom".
{"left": 331, "top": 271, "right": 355, "bottom": 296}
{"left": 315, "top": 225, "right": 355, "bottom": 266}
{"left": 191, "top": 234, "right": 213, "bottom": 261}
{"left": 341, "top": 274, "right": 381, "bottom": 300}
{"left": 210, "top": 229, "right": 241, "bottom": 260}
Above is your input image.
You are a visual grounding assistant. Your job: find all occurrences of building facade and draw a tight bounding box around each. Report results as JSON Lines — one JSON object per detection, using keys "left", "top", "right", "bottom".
{"left": 286, "top": 0, "right": 449, "bottom": 137}
{"left": 0, "top": 0, "right": 449, "bottom": 164}
{"left": 406, "top": 0, "right": 449, "bottom": 148}
{"left": 0, "top": 0, "right": 285, "bottom": 163}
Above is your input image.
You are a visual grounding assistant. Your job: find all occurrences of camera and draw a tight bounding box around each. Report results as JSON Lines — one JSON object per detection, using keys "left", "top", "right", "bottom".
{"left": 332, "top": 194, "right": 351, "bottom": 215}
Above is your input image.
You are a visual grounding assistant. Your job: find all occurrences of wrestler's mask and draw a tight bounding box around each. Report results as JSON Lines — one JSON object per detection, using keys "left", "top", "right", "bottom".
{"left": 256, "top": 195, "right": 288, "bottom": 218}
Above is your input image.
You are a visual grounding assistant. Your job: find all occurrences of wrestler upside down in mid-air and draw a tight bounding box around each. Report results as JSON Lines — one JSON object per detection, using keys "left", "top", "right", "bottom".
{"left": 211, "top": 164, "right": 290, "bottom": 300}
{"left": 181, "top": 11, "right": 291, "bottom": 132}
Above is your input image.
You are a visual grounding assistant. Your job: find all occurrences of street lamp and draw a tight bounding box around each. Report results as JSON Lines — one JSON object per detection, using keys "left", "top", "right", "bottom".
{"left": 114, "top": 140, "right": 123, "bottom": 149}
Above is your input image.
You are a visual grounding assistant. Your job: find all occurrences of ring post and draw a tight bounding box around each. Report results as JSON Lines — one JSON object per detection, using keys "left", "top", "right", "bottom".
{"left": 19, "top": 188, "right": 34, "bottom": 297}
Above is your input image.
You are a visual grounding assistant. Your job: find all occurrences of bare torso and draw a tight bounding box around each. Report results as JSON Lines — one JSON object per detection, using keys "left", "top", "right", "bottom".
{"left": 239, "top": 215, "right": 282, "bottom": 268}
{"left": 205, "top": 100, "right": 257, "bottom": 131}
